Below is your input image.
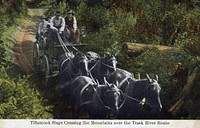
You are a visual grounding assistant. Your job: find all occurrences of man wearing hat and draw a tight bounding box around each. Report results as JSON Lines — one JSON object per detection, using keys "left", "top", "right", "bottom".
{"left": 49, "top": 11, "right": 66, "bottom": 43}
{"left": 65, "top": 10, "right": 80, "bottom": 43}
{"left": 36, "top": 16, "right": 51, "bottom": 41}
{"left": 50, "top": 11, "right": 65, "bottom": 33}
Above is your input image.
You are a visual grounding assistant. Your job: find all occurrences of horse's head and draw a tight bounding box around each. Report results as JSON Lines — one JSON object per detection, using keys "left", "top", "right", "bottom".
{"left": 79, "top": 55, "right": 89, "bottom": 76}
{"left": 145, "top": 74, "right": 162, "bottom": 113}
{"left": 103, "top": 78, "right": 121, "bottom": 117}
{"left": 102, "top": 54, "right": 117, "bottom": 72}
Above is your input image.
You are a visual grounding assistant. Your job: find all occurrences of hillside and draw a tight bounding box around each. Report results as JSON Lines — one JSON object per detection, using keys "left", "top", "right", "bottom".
{"left": 1, "top": 0, "right": 200, "bottom": 119}
{"left": 121, "top": 42, "right": 200, "bottom": 119}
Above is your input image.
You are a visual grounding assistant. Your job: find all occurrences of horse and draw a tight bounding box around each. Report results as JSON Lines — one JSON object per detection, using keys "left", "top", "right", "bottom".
{"left": 117, "top": 74, "right": 162, "bottom": 119}
{"left": 88, "top": 53, "right": 117, "bottom": 84}
{"left": 56, "top": 52, "right": 89, "bottom": 97}
{"left": 107, "top": 68, "right": 135, "bottom": 91}
{"left": 69, "top": 76, "right": 121, "bottom": 119}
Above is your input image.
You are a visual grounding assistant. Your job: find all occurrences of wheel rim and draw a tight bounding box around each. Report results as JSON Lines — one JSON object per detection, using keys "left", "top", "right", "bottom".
{"left": 33, "top": 43, "right": 40, "bottom": 71}
{"left": 41, "top": 55, "right": 51, "bottom": 85}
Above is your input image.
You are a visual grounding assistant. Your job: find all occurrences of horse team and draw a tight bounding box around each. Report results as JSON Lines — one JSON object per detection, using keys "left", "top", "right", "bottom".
{"left": 55, "top": 51, "right": 162, "bottom": 119}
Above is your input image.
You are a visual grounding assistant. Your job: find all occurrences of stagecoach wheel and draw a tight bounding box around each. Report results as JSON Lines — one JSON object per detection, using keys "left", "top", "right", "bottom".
{"left": 33, "top": 42, "right": 40, "bottom": 72}
{"left": 41, "top": 55, "right": 51, "bottom": 86}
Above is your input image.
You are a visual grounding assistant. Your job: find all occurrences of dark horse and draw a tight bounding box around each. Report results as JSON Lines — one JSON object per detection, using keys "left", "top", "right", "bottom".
{"left": 119, "top": 74, "right": 162, "bottom": 118}
{"left": 69, "top": 76, "right": 121, "bottom": 118}
{"left": 88, "top": 53, "right": 117, "bottom": 84}
{"left": 56, "top": 52, "right": 89, "bottom": 96}
{"left": 107, "top": 68, "right": 135, "bottom": 90}
{"left": 108, "top": 70, "right": 162, "bottom": 118}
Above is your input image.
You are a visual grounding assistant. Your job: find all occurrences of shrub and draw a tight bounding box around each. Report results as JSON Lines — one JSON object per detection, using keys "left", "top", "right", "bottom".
{"left": 0, "top": 67, "right": 53, "bottom": 119}
{"left": 127, "top": 48, "right": 191, "bottom": 109}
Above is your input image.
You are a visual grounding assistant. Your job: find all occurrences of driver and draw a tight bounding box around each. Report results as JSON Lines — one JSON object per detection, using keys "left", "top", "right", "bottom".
{"left": 50, "top": 11, "right": 65, "bottom": 34}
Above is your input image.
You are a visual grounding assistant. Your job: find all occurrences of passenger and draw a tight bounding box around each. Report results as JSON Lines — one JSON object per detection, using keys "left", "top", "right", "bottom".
{"left": 49, "top": 11, "right": 66, "bottom": 44}
{"left": 38, "top": 16, "right": 51, "bottom": 38}
{"left": 65, "top": 10, "right": 80, "bottom": 43}
{"left": 35, "top": 17, "right": 51, "bottom": 50}
{"left": 36, "top": 18, "right": 46, "bottom": 42}
{"left": 43, "top": 16, "right": 51, "bottom": 36}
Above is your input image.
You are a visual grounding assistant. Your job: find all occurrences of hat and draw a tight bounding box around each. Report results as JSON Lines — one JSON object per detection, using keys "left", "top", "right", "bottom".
{"left": 55, "top": 11, "right": 61, "bottom": 16}
{"left": 68, "top": 10, "right": 74, "bottom": 14}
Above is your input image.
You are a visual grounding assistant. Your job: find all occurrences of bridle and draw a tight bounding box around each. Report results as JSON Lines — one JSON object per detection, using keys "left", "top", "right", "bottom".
{"left": 144, "top": 80, "right": 161, "bottom": 98}
{"left": 119, "top": 79, "right": 161, "bottom": 108}
{"left": 144, "top": 80, "right": 161, "bottom": 108}
{"left": 79, "top": 83, "right": 122, "bottom": 118}
{"left": 101, "top": 57, "right": 117, "bottom": 69}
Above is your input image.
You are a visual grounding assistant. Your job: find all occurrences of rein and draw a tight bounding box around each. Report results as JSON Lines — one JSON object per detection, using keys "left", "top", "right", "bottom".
{"left": 57, "top": 33, "right": 80, "bottom": 72}
{"left": 121, "top": 92, "right": 146, "bottom": 105}
{"left": 60, "top": 61, "right": 81, "bottom": 77}
{"left": 120, "top": 80, "right": 161, "bottom": 107}
{"left": 88, "top": 60, "right": 99, "bottom": 72}
{"left": 118, "top": 79, "right": 148, "bottom": 108}
{"left": 80, "top": 82, "right": 93, "bottom": 103}
{"left": 117, "top": 77, "right": 132, "bottom": 109}
{"left": 57, "top": 32, "right": 70, "bottom": 53}
{"left": 101, "top": 61, "right": 116, "bottom": 69}
{"left": 60, "top": 56, "right": 70, "bottom": 70}
{"left": 78, "top": 83, "right": 110, "bottom": 110}
{"left": 118, "top": 77, "right": 130, "bottom": 89}
{"left": 93, "top": 86, "right": 111, "bottom": 110}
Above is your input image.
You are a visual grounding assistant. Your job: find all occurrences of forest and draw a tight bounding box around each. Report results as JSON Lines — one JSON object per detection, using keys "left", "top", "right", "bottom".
{"left": 0, "top": 0, "right": 200, "bottom": 119}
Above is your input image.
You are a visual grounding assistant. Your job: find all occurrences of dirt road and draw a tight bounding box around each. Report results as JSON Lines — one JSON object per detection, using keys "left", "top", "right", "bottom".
{"left": 13, "top": 8, "right": 45, "bottom": 74}
{"left": 12, "top": 8, "right": 74, "bottom": 118}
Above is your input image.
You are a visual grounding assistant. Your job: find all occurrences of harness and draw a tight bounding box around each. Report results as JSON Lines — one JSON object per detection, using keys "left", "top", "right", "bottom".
{"left": 58, "top": 33, "right": 89, "bottom": 79}
{"left": 79, "top": 83, "right": 122, "bottom": 118}
{"left": 119, "top": 79, "right": 161, "bottom": 108}
{"left": 79, "top": 84, "right": 110, "bottom": 110}
{"left": 119, "top": 80, "right": 146, "bottom": 108}
{"left": 144, "top": 80, "right": 161, "bottom": 101}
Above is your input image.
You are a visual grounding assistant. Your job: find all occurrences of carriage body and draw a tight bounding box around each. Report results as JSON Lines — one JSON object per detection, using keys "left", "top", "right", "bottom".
{"left": 33, "top": 30, "right": 86, "bottom": 85}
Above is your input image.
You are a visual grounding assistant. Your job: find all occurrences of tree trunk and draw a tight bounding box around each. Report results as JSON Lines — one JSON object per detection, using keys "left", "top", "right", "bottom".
{"left": 169, "top": 66, "right": 200, "bottom": 117}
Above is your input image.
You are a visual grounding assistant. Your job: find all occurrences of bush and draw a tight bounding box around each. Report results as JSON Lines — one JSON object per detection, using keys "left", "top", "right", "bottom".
{"left": 77, "top": 5, "right": 137, "bottom": 55}
{"left": 0, "top": 67, "right": 53, "bottom": 119}
{"left": 125, "top": 48, "right": 191, "bottom": 109}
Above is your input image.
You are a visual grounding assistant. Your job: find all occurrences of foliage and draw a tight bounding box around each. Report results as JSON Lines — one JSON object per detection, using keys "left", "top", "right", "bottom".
{"left": 0, "top": 1, "right": 53, "bottom": 118}
{"left": 0, "top": 0, "right": 27, "bottom": 35}
{"left": 1, "top": 0, "right": 200, "bottom": 119}
{"left": 0, "top": 67, "right": 53, "bottom": 119}
{"left": 0, "top": 40, "right": 6, "bottom": 65}
{"left": 174, "top": 10, "right": 200, "bottom": 56}
{"left": 78, "top": 5, "right": 137, "bottom": 55}
{"left": 134, "top": 49, "right": 190, "bottom": 108}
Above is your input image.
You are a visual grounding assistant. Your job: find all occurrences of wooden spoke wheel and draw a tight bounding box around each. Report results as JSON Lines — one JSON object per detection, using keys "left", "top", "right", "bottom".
{"left": 41, "top": 55, "right": 51, "bottom": 86}
{"left": 33, "top": 42, "right": 40, "bottom": 72}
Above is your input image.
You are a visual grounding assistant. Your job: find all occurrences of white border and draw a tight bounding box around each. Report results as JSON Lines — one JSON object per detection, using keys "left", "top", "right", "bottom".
{"left": 0, "top": 120, "right": 199, "bottom": 128}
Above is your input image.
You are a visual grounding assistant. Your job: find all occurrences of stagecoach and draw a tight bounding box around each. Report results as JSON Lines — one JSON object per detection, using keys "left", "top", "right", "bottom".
{"left": 33, "top": 28, "right": 86, "bottom": 85}
{"left": 32, "top": 22, "right": 162, "bottom": 118}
